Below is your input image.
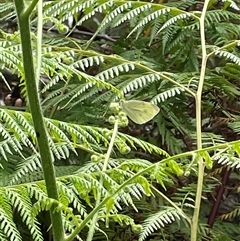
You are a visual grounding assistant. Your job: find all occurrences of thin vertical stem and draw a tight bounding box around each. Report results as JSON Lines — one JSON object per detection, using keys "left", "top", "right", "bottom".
{"left": 35, "top": 0, "right": 43, "bottom": 87}
{"left": 87, "top": 120, "right": 119, "bottom": 241}
{"left": 191, "top": 1, "right": 210, "bottom": 240}
{"left": 14, "top": 1, "right": 65, "bottom": 240}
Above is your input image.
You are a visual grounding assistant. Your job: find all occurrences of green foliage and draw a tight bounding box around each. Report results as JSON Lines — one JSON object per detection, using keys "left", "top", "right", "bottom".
{"left": 0, "top": 0, "right": 240, "bottom": 240}
{"left": 139, "top": 207, "right": 186, "bottom": 241}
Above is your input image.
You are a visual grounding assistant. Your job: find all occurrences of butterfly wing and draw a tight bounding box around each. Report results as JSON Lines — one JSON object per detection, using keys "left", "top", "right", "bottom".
{"left": 122, "top": 100, "right": 160, "bottom": 124}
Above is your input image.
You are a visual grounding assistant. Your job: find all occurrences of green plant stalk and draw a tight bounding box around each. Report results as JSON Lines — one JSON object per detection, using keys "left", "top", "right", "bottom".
{"left": 66, "top": 120, "right": 119, "bottom": 241}
{"left": 191, "top": 0, "right": 210, "bottom": 240}
{"left": 86, "top": 119, "right": 119, "bottom": 241}
{"left": 36, "top": 0, "right": 43, "bottom": 88}
{"left": 208, "top": 40, "right": 239, "bottom": 58}
{"left": 133, "top": 63, "right": 196, "bottom": 97}
{"left": 150, "top": 186, "right": 191, "bottom": 224}
{"left": 14, "top": 1, "right": 65, "bottom": 240}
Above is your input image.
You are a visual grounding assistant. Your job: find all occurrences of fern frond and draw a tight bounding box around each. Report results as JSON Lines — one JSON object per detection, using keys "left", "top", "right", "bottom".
{"left": 73, "top": 56, "right": 105, "bottom": 71}
{"left": 46, "top": 119, "right": 77, "bottom": 154}
{"left": 57, "top": 180, "right": 87, "bottom": 217}
{"left": 213, "top": 220, "right": 240, "bottom": 240}
{"left": 191, "top": 132, "right": 226, "bottom": 148}
{"left": 0, "top": 206, "right": 22, "bottom": 240}
{"left": 159, "top": 12, "right": 192, "bottom": 33}
{"left": 206, "top": 9, "right": 240, "bottom": 24}
{"left": 172, "top": 184, "right": 198, "bottom": 207}
{"left": 1, "top": 110, "right": 36, "bottom": 150}
{"left": 96, "top": 62, "right": 135, "bottom": 80}
{"left": 117, "top": 132, "right": 170, "bottom": 157}
{"left": 32, "top": 197, "right": 80, "bottom": 227}
{"left": 9, "top": 154, "right": 42, "bottom": 185}
{"left": 186, "top": 8, "right": 240, "bottom": 31}
{"left": 99, "top": 2, "right": 132, "bottom": 32}
{"left": 128, "top": 8, "right": 171, "bottom": 37}
{"left": 77, "top": 1, "right": 113, "bottom": 26}
{"left": 7, "top": 188, "right": 43, "bottom": 241}
{"left": 213, "top": 153, "right": 240, "bottom": 169}
{"left": 139, "top": 207, "right": 184, "bottom": 241}
{"left": 221, "top": 0, "right": 240, "bottom": 11}
{"left": 0, "top": 48, "right": 23, "bottom": 73}
{"left": 211, "top": 22, "right": 240, "bottom": 45}
{"left": 171, "top": 0, "right": 198, "bottom": 10}
{"left": 0, "top": 122, "right": 24, "bottom": 156}
{"left": 44, "top": 0, "right": 94, "bottom": 19}
{"left": 165, "top": 28, "right": 192, "bottom": 53}
{"left": 215, "top": 50, "right": 240, "bottom": 65}
{"left": 153, "top": 87, "right": 184, "bottom": 103}
{"left": 219, "top": 206, "right": 240, "bottom": 220}
{"left": 114, "top": 3, "right": 152, "bottom": 28}
{"left": 0, "top": 190, "right": 22, "bottom": 241}
{"left": 119, "top": 74, "right": 161, "bottom": 95}
{"left": 0, "top": 2, "right": 16, "bottom": 21}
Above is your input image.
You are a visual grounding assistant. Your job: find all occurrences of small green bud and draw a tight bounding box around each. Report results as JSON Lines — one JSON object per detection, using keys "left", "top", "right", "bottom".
{"left": 57, "top": 24, "right": 69, "bottom": 34}
{"left": 118, "top": 116, "right": 129, "bottom": 127}
{"left": 150, "top": 174, "right": 155, "bottom": 180}
{"left": 132, "top": 224, "right": 142, "bottom": 233}
{"left": 63, "top": 57, "right": 74, "bottom": 65}
{"left": 108, "top": 115, "right": 116, "bottom": 125}
{"left": 119, "top": 115, "right": 128, "bottom": 122}
{"left": 184, "top": 170, "right": 190, "bottom": 176}
{"left": 6, "top": 34, "right": 15, "bottom": 41}
{"left": 119, "top": 145, "right": 131, "bottom": 155}
{"left": 118, "top": 111, "right": 127, "bottom": 117}
{"left": 109, "top": 102, "right": 121, "bottom": 113}
{"left": 91, "top": 154, "right": 99, "bottom": 162}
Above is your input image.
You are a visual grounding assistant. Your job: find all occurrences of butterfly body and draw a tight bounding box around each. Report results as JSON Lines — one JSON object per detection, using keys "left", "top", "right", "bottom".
{"left": 121, "top": 100, "right": 160, "bottom": 124}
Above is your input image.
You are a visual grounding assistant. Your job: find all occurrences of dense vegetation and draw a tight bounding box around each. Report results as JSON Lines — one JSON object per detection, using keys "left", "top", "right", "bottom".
{"left": 0, "top": 0, "right": 240, "bottom": 240}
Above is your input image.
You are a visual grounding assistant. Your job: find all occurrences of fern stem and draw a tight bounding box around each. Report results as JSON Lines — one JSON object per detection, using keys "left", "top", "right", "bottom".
{"left": 151, "top": 186, "right": 191, "bottom": 224}
{"left": 84, "top": 25, "right": 103, "bottom": 50}
{"left": 102, "top": 120, "right": 119, "bottom": 172}
{"left": 208, "top": 40, "right": 239, "bottom": 58}
{"left": 14, "top": 1, "right": 65, "bottom": 241}
{"left": 191, "top": 1, "right": 210, "bottom": 240}
{"left": 66, "top": 120, "right": 119, "bottom": 241}
{"left": 86, "top": 119, "right": 119, "bottom": 241}
{"left": 36, "top": 0, "right": 43, "bottom": 88}
{"left": 24, "top": 0, "right": 39, "bottom": 17}
{"left": 133, "top": 63, "right": 196, "bottom": 97}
